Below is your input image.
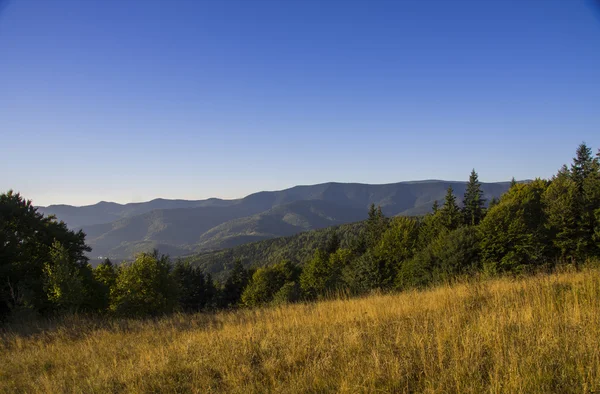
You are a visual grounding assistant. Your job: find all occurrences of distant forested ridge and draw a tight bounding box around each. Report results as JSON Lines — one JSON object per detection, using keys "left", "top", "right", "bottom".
{"left": 37, "top": 180, "right": 512, "bottom": 260}
{"left": 2, "top": 143, "right": 599, "bottom": 320}
{"left": 187, "top": 221, "right": 366, "bottom": 280}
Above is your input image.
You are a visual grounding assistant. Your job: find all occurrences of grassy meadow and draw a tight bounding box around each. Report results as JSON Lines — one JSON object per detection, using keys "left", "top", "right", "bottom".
{"left": 2, "top": 268, "right": 600, "bottom": 393}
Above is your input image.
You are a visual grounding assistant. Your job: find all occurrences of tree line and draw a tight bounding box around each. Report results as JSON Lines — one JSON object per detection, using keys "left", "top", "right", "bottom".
{"left": 1, "top": 143, "right": 599, "bottom": 320}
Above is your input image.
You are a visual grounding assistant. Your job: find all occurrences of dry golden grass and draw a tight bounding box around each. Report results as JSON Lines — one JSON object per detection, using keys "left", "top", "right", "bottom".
{"left": 2, "top": 268, "right": 600, "bottom": 393}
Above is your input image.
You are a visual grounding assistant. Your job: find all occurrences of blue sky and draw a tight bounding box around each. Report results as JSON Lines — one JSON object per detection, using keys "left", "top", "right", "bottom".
{"left": 1, "top": 0, "right": 599, "bottom": 206}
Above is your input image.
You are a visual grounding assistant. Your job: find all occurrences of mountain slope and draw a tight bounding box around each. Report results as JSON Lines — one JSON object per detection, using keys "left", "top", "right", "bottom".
{"left": 194, "top": 200, "right": 367, "bottom": 251}
{"left": 38, "top": 198, "right": 238, "bottom": 228}
{"left": 44, "top": 180, "right": 513, "bottom": 260}
{"left": 81, "top": 203, "right": 267, "bottom": 258}
{"left": 189, "top": 221, "right": 365, "bottom": 279}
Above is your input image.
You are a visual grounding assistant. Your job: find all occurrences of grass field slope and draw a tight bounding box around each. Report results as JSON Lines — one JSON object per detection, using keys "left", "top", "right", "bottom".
{"left": 2, "top": 267, "right": 600, "bottom": 393}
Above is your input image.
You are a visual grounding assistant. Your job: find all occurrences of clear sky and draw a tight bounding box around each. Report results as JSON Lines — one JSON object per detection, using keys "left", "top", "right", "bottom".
{"left": 1, "top": 0, "right": 599, "bottom": 206}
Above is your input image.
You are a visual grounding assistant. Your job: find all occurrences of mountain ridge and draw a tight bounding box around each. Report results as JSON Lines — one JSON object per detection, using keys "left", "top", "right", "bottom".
{"left": 37, "top": 180, "right": 515, "bottom": 260}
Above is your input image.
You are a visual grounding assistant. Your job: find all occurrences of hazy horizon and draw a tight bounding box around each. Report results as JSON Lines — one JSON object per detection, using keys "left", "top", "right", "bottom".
{"left": 2, "top": 0, "right": 599, "bottom": 206}
{"left": 34, "top": 177, "right": 523, "bottom": 208}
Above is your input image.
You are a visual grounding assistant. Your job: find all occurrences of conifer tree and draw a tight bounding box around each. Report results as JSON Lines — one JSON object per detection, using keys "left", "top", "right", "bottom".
{"left": 488, "top": 197, "right": 499, "bottom": 209}
{"left": 571, "top": 142, "right": 594, "bottom": 191}
{"left": 171, "top": 260, "right": 211, "bottom": 312}
{"left": 544, "top": 144, "right": 600, "bottom": 263}
{"left": 557, "top": 164, "right": 570, "bottom": 179}
{"left": 462, "top": 169, "right": 486, "bottom": 226}
{"left": 365, "top": 203, "right": 388, "bottom": 248}
{"left": 481, "top": 180, "right": 549, "bottom": 271}
{"left": 324, "top": 230, "right": 341, "bottom": 255}
{"left": 299, "top": 249, "right": 332, "bottom": 299}
{"left": 439, "top": 186, "right": 461, "bottom": 231}
{"left": 220, "top": 260, "right": 251, "bottom": 307}
{"left": 571, "top": 143, "right": 599, "bottom": 259}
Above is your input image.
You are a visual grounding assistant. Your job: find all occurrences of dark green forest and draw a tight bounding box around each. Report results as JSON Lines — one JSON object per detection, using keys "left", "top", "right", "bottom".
{"left": 2, "top": 143, "right": 600, "bottom": 320}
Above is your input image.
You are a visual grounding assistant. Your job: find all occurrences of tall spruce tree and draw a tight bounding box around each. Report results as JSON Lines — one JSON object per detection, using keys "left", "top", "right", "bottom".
{"left": 439, "top": 186, "right": 461, "bottom": 231}
{"left": 219, "top": 260, "right": 251, "bottom": 307}
{"left": 171, "top": 260, "right": 212, "bottom": 312}
{"left": 462, "top": 169, "right": 486, "bottom": 226}
{"left": 365, "top": 203, "right": 388, "bottom": 248}
{"left": 544, "top": 144, "right": 600, "bottom": 263}
{"left": 571, "top": 142, "right": 594, "bottom": 191}
{"left": 571, "top": 143, "right": 599, "bottom": 259}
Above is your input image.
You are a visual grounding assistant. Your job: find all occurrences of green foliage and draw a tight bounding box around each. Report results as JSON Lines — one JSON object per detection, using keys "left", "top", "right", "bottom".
{"left": 439, "top": 187, "right": 461, "bottom": 231}
{"left": 543, "top": 174, "right": 580, "bottom": 262}
{"left": 398, "top": 226, "right": 481, "bottom": 289}
{"left": 190, "top": 222, "right": 364, "bottom": 281}
{"left": 241, "top": 260, "right": 300, "bottom": 307}
{"left": 110, "top": 252, "right": 177, "bottom": 317}
{"left": 417, "top": 208, "right": 443, "bottom": 249}
{"left": 92, "top": 258, "right": 117, "bottom": 311}
{"left": 0, "top": 190, "right": 90, "bottom": 318}
{"left": 3, "top": 143, "right": 600, "bottom": 322}
{"left": 43, "top": 242, "right": 85, "bottom": 312}
{"left": 328, "top": 248, "right": 354, "bottom": 289}
{"left": 171, "top": 260, "right": 214, "bottom": 312}
{"left": 543, "top": 146, "right": 600, "bottom": 264}
{"left": 488, "top": 197, "right": 499, "bottom": 209}
{"left": 324, "top": 230, "right": 341, "bottom": 255}
{"left": 571, "top": 142, "right": 595, "bottom": 190}
{"left": 73, "top": 181, "right": 513, "bottom": 260}
{"left": 480, "top": 180, "right": 550, "bottom": 272}
{"left": 219, "top": 260, "right": 252, "bottom": 307}
{"left": 365, "top": 204, "right": 389, "bottom": 249}
{"left": 595, "top": 208, "right": 600, "bottom": 246}
{"left": 462, "top": 169, "right": 486, "bottom": 226}
{"left": 369, "top": 217, "right": 420, "bottom": 289}
{"left": 300, "top": 248, "right": 353, "bottom": 299}
{"left": 375, "top": 217, "right": 419, "bottom": 265}
{"left": 300, "top": 249, "right": 332, "bottom": 299}
{"left": 271, "top": 281, "right": 301, "bottom": 305}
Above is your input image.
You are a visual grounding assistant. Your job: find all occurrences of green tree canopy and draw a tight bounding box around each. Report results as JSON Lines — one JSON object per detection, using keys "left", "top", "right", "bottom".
{"left": 219, "top": 260, "right": 252, "bottom": 307}
{"left": 241, "top": 260, "right": 300, "bottom": 307}
{"left": 479, "top": 180, "right": 550, "bottom": 273}
{"left": 171, "top": 260, "right": 214, "bottom": 312}
{"left": 462, "top": 169, "right": 486, "bottom": 226}
{"left": 43, "top": 241, "right": 86, "bottom": 312}
{"left": 439, "top": 186, "right": 461, "bottom": 231}
{"left": 110, "top": 251, "right": 177, "bottom": 317}
{"left": 0, "top": 190, "right": 90, "bottom": 318}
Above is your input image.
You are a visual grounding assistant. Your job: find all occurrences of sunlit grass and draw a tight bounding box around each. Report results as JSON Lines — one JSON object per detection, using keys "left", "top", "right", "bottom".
{"left": 2, "top": 268, "right": 600, "bottom": 393}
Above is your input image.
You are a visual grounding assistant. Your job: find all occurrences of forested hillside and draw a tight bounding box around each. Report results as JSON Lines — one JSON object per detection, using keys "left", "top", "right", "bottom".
{"left": 40, "top": 180, "right": 512, "bottom": 260}
{"left": 1, "top": 143, "right": 599, "bottom": 321}
{"left": 188, "top": 221, "right": 365, "bottom": 280}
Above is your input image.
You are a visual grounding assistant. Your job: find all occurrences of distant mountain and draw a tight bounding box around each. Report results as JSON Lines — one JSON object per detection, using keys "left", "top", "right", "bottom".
{"left": 39, "top": 180, "right": 513, "bottom": 260}
{"left": 38, "top": 198, "right": 238, "bottom": 228}
{"left": 195, "top": 199, "right": 367, "bottom": 251}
